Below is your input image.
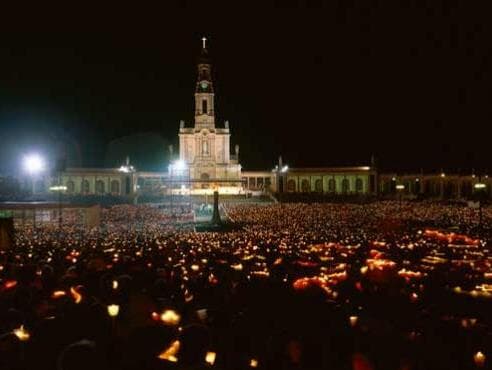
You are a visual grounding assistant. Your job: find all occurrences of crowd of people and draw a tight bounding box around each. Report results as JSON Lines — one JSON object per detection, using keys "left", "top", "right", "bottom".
{"left": 0, "top": 200, "right": 491, "bottom": 369}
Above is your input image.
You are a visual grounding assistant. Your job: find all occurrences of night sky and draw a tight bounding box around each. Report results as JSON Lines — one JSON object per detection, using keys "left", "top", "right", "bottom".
{"left": 0, "top": 4, "right": 491, "bottom": 174}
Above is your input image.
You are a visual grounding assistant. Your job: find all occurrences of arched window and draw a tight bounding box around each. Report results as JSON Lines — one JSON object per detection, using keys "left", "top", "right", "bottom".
{"left": 315, "top": 179, "right": 323, "bottom": 193}
{"left": 301, "top": 179, "right": 310, "bottom": 193}
{"left": 287, "top": 179, "right": 296, "bottom": 192}
{"left": 355, "top": 178, "right": 363, "bottom": 193}
{"left": 328, "top": 178, "right": 336, "bottom": 192}
{"left": 81, "top": 180, "right": 90, "bottom": 194}
{"left": 342, "top": 178, "right": 350, "bottom": 193}
{"left": 110, "top": 180, "right": 120, "bottom": 195}
{"left": 95, "top": 180, "right": 105, "bottom": 194}
{"left": 66, "top": 180, "right": 75, "bottom": 194}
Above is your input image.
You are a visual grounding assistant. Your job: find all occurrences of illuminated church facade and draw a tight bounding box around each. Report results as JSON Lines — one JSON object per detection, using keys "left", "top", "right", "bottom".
{"left": 175, "top": 40, "right": 242, "bottom": 194}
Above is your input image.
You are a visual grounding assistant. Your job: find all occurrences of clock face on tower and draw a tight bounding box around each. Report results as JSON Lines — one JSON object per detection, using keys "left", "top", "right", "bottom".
{"left": 200, "top": 81, "right": 208, "bottom": 90}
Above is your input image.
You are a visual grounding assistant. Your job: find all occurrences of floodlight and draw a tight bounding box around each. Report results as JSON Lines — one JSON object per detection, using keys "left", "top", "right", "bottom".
{"left": 23, "top": 154, "right": 45, "bottom": 175}
{"left": 173, "top": 160, "right": 187, "bottom": 171}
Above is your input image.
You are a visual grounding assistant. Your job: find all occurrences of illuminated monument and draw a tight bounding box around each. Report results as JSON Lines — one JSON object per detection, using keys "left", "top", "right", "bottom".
{"left": 177, "top": 37, "right": 242, "bottom": 194}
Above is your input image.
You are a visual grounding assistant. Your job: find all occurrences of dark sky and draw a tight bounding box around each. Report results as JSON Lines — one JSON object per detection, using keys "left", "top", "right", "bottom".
{"left": 0, "top": 3, "right": 491, "bottom": 174}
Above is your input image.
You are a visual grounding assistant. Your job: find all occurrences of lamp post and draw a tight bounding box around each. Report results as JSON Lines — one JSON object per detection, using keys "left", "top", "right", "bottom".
{"left": 169, "top": 160, "right": 187, "bottom": 219}
{"left": 272, "top": 157, "right": 288, "bottom": 205}
{"left": 396, "top": 184, "right": 405, "bottom": 212}
{"left": 49, "top": 185, "right": 67, "bottom": 232}
{"left": 23, "top": 153, "right": 45, "bottom": 195}
{"left": 474, "top": 178, "right": 486, "bottom": 229}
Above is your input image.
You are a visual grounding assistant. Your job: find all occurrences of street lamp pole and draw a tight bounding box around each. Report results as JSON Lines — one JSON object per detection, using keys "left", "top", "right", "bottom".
{"left": 474, "top": 176, "right": 486, "bottom": 229}
{"left": 396, "top": 184, "right": 405, "bottom": 213}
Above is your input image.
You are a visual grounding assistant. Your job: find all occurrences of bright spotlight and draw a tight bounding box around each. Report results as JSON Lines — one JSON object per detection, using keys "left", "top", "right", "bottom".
{"left": 171, "top": 160, "right": 187, "bottom": 171}
{"left": 23, "top": 154, "right": 45, "bottom": 175}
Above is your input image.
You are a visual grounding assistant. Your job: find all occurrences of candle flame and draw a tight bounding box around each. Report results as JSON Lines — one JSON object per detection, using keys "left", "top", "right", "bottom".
{"left": 107, "top": 304, "right": 120, "bottom": 317}
{"left": 51, "top": 290, "right": 66, "bottom": 299}
{"left": 205, "top": 351, "right": 216, "bottom": 365}
{"left": 13, "top": 325, "right": 30, "bottom": 341}
{"left": 4, "top": 280, "right": 17, "bottom": 290}
{"left": 474, "top": 351, "right": 486, "bottom": 367}
{"left": 158, "top": 340, "right": 180, "bottom": 362}
{"left": 160, "top": 309, "right": 181, "bottom": 326}
{"left": 70, "top": 286, "right": 83, "bottom": 304}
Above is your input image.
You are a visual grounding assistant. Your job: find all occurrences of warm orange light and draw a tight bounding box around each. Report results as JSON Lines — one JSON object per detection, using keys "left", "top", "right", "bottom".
{"left": 205, "top": 351, "right": 216, "bottom": 365}
{"left": 70, "top": 286, "right": 83, "bottom": 304}
{"left": 474, "top": 351, "right": 486, "bottom": 367}
{"left": 160, "top": 309, "right": 181, "bottom": 326}
{"left": 4, "top": 280, "right": 17, "bottom": 290}
{"left": 158, "top": 340, "right": 180, "bottom": 362}
{"left": 13, "top": 325, "right": 30, "bottom": 341}
{"left": 51, "top": 290, "right": 66, "bottom": 299}
{"left": 107, "top": 304, "right": 120, "bottom": 317}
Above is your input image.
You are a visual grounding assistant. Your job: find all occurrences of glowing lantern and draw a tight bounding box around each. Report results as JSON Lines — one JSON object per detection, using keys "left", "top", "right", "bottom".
{"left": 474, "top": 351, "right": 486, "bottom": 367}
{"left": 158, "top": 340, "right": 180, "bottom": 362}
{"left": 13, "top": 325, "right": 30, "bottom": 341}
{"left": 160, "top": 309, "right": 181, "bottom": 326}
{"left": 107, "top": 304, "right": 120, "bottom": 317}
{"left": 205, "top": 351, "right": 216, "bottom": 365}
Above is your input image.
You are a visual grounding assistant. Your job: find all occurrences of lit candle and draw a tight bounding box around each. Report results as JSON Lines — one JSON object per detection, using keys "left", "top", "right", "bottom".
{"left": 107, "top": 304, "right": 120, "bottom": 317}
{"left": 160, "top": 309, "right": 181, "bottom": 326}
{"left": 13, "top": 325, "right": 30, "bottom": 341}
{"left": 70, "top": 286, "right": 82, "bottom": 304}
{"left": 474, "top": 351, "right": 486, "bottom": 367}
{"left": 205, "top": 351, "right": 216, "bottom": 365}
{"left": 158, "top": 340, "right": 180, "bottom": 362}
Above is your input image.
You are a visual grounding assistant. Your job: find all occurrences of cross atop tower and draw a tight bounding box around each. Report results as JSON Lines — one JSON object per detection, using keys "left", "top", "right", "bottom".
{"left": 201, "top": 37, "right": 207, "bottom": 49}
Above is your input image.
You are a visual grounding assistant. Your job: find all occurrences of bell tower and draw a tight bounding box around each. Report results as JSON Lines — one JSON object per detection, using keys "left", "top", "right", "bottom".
{"left": 195, "top": 37, "right": 215, "bottom": 129}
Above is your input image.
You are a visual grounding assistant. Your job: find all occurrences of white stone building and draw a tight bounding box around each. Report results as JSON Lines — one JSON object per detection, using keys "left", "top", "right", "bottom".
{"left": 176, "top": 41, "right": 242, "bottom": 194}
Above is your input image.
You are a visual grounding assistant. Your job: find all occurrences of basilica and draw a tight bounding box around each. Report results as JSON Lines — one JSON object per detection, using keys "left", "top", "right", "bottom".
{"left": 44, "top": 40, "right": 489, "bottom": 200}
